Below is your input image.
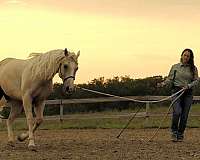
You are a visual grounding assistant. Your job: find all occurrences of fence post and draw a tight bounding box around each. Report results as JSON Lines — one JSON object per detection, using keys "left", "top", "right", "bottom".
{"left": 145, "top": 101, "right": 150, "bottom": 117}
{"left": 144, "top": 96, "right": 150, "bottom": 127}
{"left": 60, "top": 99, "right": 63, "bottom": 123}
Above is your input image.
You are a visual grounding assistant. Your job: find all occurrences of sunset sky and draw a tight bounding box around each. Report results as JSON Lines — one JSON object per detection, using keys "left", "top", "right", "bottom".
{"left": 0, "top": 0, "right": 200, "bottom": 84}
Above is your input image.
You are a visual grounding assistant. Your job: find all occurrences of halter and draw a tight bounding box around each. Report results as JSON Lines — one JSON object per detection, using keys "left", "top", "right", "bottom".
{"left": 63, "top": 75, "right": 75, "bottom": 82}
{"left": 58, "top": 64, "right": 75, "bottom": 82}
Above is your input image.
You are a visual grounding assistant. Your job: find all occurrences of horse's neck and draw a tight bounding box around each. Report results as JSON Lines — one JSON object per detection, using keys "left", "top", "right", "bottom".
{"left": 29, "top": 53, "right": 63, "bottom": 81}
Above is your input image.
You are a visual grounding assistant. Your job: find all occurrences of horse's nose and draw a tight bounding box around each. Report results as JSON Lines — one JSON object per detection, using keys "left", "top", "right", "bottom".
{"left": 63, "top": 86, "right": 74, "bottom": 94}
{"left": 66, "top": 86, "right": 70, "bottom": 92}
{"left": 68, "top": 87, "right": 74, "bottom": 93}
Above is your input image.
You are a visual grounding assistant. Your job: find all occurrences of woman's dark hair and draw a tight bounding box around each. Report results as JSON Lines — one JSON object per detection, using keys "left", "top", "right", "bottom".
{"left": 181, "top": 48, "right": 195, "bottom": 78}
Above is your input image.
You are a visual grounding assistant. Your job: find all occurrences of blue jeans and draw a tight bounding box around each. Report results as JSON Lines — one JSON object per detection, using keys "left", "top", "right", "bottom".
{"left": 171, "top": 89, "right": 193, "bottom": 135}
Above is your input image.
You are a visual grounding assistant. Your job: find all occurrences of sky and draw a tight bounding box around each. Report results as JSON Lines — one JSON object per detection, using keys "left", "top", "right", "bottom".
{"left": 0, "top": 0, "right": 200, "bottom": 84}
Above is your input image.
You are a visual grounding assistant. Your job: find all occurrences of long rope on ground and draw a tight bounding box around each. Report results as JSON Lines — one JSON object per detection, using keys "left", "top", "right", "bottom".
{"left": 147, "top": 89, "right": 185, "bottom": 142}
{"left": 117, "top": 88, "right": 185, "bottom": 139}
{"left": 116, "top": 105, "right": 142, "bottom": 138}
{"left": 78, "top": 87, "right": 184, "bottom": 104}
{"left": 78, "top": 86, "right": 185, "bottom": 139}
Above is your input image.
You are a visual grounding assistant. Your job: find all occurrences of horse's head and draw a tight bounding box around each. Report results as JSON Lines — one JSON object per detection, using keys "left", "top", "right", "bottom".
{"left": 58, "top": 48, "right": 80, "bottom": 94}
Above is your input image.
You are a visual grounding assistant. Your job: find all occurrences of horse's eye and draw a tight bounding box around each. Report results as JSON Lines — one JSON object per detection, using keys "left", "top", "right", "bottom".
{"left": 63, "top": 65, "right": 68, "bottom": 69}
{"left": 75, "top": 67, "right": 78, "bottom": 71}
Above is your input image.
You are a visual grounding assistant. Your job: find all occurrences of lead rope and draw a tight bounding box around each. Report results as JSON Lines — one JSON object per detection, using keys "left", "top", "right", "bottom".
{"left": 147, "top": 89, "right": 185, "bottom": 142}
{"left": 78, "top": 87, "right": 184, "bottom": 103}
{"left": 77, "top": 86, "right": 185, "bottom": 140}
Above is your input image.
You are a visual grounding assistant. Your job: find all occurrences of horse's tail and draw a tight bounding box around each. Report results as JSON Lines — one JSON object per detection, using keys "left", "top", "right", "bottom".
{"left": 0, "top": 97, "right": 7, "bottom": 119}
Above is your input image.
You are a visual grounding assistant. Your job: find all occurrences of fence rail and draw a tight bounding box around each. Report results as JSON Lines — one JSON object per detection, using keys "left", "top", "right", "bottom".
{"left": 44, "top": 96, "right": 200, "bottom": 122}
{"left": 1, "top": 96, "right": 200, "bottom": 123}
{"left": 45, "top": 96, "right": 200, "bottom": 105}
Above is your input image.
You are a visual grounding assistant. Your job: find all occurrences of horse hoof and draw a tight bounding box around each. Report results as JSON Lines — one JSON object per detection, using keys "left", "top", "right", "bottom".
{"left": 28, "top": 145, "right": 37, "bottom": 151}
{"left": 17, "top": 135, "right": 25, "bottom": 142}
{"left": 7, "top": 141, "right": 15, "bottom": 147}
{"left": 17, "top": 133, "right": 27, "bottom": 142}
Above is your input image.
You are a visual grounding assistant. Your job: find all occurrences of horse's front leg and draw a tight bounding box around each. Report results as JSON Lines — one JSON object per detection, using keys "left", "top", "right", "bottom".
{"left": 18, "top": 101, "right": 45, "bottom": 141}
{"left": 34, "top": 101, "right": 45, "bottom": 131}
{"left": 22, "top": 93, "right": 35, "bottom": 150}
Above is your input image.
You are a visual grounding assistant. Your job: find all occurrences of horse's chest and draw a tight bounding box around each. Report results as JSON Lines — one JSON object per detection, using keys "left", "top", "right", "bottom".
{"left": 38, "top": 88, "right": 51, "bottom": 98}
{"left": 32, "top": 83, "right": 53, "bottom": 101}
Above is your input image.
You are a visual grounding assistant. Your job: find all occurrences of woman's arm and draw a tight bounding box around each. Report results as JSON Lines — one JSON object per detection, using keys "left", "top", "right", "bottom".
{"left": 162, "top": 65, "right": 176, "bottom": 86}
{"left": 188, "top": 67, "right": 199, "bottom": 89}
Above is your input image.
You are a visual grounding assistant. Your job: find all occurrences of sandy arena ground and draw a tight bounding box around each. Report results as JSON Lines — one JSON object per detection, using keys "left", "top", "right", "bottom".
{"left": 0, "top": 129, "right": 200, "bottom": 160}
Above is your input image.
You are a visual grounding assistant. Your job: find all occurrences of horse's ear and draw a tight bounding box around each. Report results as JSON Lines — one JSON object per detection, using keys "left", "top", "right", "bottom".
{"left": 76, "top": 50, "right": 80, "bottom": 58}
{"left": 64, "top": 48, "right": 68, "bottom": 56}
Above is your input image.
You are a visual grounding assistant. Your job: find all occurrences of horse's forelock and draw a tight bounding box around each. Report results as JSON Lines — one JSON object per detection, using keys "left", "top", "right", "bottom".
{"left": 68, "top": 53, "right": 78, "bottom": 64}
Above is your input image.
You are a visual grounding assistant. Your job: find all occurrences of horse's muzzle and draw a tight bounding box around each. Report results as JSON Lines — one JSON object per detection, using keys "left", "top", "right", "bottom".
{"left": 62, "top": 86, "right": 74, "bottom": 95}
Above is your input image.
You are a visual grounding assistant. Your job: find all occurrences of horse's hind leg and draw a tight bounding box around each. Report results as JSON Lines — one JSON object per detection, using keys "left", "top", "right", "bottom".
{"left": 0, "top": 87, "right": 5, "bottom": 100}
{"left": 7, "top": 101, "right": 23, "bottom": 146}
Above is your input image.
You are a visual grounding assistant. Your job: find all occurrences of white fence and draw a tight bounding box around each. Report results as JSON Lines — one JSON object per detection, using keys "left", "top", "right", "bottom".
{"left": 45, "top": 96, "right": 200, "bottom": 121}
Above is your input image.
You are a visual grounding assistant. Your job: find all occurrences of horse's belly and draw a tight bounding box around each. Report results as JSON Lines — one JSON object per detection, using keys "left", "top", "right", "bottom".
{"left": 38, "top": 90, "right": 51, "bottom": 100}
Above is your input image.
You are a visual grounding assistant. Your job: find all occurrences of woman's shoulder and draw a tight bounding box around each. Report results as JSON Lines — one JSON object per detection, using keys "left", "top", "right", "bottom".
{"left": 171, "top": 63, "right": 181, "bottom": 68}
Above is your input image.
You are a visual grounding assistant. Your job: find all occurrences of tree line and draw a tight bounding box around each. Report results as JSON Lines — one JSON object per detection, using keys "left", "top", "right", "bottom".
{"left": 49, "top": 75, "right": 200, "bottom": 100}
{"left": 2, "top": 75, "right": 200, "bottom": 117}
{"left": 42, "top": 76, "right": 200, "bottom": 115}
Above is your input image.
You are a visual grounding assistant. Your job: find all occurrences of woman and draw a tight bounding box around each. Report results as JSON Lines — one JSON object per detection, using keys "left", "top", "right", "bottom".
{"left": 158, "top": 48, "right": 199, "bottom": 142}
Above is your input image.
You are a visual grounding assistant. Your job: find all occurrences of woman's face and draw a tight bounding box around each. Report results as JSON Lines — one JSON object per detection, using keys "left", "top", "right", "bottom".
{"left": 181, "top": 51, "right": 191, "bottom": 64}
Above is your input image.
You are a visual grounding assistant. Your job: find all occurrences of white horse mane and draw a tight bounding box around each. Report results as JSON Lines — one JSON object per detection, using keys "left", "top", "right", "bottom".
{"left": 28, "top": 53, "right": 43, "bottom": 58}
{"left": 27, "top": 49, "right": 78, "bottom": 80}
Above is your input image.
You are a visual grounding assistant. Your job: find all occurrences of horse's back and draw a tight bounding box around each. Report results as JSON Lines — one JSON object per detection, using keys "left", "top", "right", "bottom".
{"left": 0, "top": 58, "right": 14, "bottom": 67}
{"left": 0, "top": 57, "right": 26, "bottom": 69}
{"left": 0, "top": 58, "right": 26, "bottom": 77}
{"left": 0, "top": 58, "right": 27, "bottom": 100}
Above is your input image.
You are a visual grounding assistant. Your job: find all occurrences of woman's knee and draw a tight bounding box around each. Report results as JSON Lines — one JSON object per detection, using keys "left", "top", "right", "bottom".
{"left": 173, "top": 107, "right": 182, "bottom": 116}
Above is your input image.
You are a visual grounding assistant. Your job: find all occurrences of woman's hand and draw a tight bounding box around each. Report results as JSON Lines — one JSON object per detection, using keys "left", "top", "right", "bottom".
{"left": 182, "top": 85, "right": 189, "bottom": 90}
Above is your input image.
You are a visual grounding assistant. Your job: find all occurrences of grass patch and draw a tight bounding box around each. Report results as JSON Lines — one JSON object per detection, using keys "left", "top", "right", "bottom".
{"left": 0, "top": 104, "right": 200, "bottom": 131}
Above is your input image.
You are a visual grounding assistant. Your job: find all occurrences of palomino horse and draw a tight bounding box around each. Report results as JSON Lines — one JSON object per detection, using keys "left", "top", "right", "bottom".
{"left": 0, "top": 48, "right": 80, "bottom": 150}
